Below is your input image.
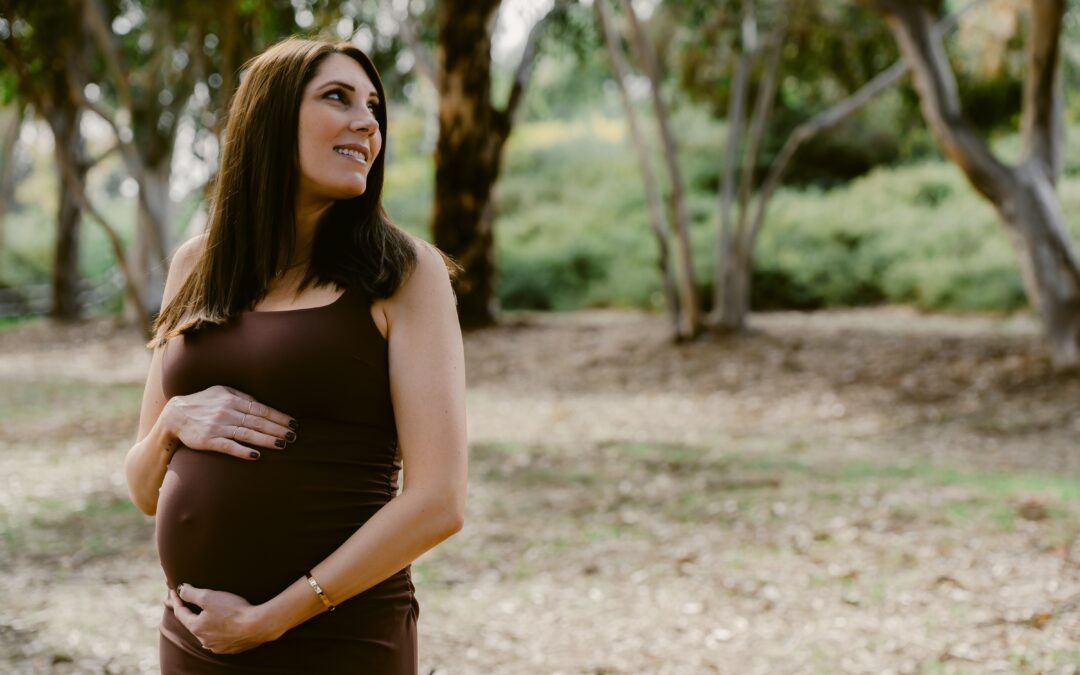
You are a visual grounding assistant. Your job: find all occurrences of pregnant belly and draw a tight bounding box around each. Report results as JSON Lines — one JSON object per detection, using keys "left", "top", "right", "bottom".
{"left": 156, "top": 442, "right": 394, "bottom": 604}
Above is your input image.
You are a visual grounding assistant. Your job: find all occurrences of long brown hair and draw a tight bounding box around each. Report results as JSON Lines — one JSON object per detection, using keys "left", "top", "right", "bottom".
{"left": 150, "top": 37, "right": 438, "bottom": 347}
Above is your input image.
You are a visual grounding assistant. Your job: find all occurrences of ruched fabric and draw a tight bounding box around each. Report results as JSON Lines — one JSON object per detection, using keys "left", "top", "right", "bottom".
{"left": 157, "top": 286, "right": 418, "bottom": 674}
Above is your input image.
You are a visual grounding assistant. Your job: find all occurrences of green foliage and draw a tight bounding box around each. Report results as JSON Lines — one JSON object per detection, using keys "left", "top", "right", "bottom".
{"left": 6, "top": 110, "right": 1080, "bottom": 317}
{"left": 490, "top": 114, "right": 1080, "bottom": 314}
{"left": 755, "top": 163, "right": 1018, "bottom": 311}
{"left": 656, "top": 0, "right": 1031, "bottom": 187}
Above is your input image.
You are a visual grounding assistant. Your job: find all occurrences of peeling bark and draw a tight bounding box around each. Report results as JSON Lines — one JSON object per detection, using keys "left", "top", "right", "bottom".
{"left": 714, "top": 1, "right": 980, "bottom": 334}
{"left": 129, "top": 159, "right": 172, "bottom": 320}
{"left": 432, "top": 0, "right": 564, "bottom": 327}
{"left": 46, "top": 103, "right": 84, "bottom": 321}
{"left": 619, "top": 0, "right": 702, "bottom": 340}
{"left": 54, "top": 144, "right": 151, "bottom": 335}
{"left": 713, "top": 0, "right": 761, "bottom": 333}
{"left": 864, "top": 0, "right": 1080, "bottom": 368}
{"left": 594, "top": 0, "right": 680, "bottom": 333}
{"left": 0, "top": 103, "right": 24, "bottom": 256}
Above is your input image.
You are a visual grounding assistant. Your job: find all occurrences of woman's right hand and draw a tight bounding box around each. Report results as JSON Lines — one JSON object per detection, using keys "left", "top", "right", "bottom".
{"left": 164, "top": 385, "right": 297, "bottom": 460}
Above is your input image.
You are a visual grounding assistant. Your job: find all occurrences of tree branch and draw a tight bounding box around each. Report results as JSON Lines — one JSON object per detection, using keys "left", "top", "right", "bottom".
{"left": 86, "top": 140, "right": 120, "bottom": 169}
{"left": 748, "top": 0, "right": 984, "bottom": 248}
{"left": 1020, "top": 0, "right": 1066, "bottom": 183}
{"left": 0, "top": 102, "right": 25, "bottom": 247}
{"left": 397, "top": 2, "right": 437, "bottom": 87}
{"left": 618, "top": 0, "right": 701, "bottom": 337}
{"left": 865, "top": 0, "right": 1013, "bottom": 203}
{"left": 736, "top": 15, "right": 784, "bottom": 236}
{"left": 81, "top": 0, "right": 133, "bottom": 108}
{"left": 496, "top": 0, "right": 569, "bottom": 136}
{"left": 594, "top": 0, "right": 680, "bottom": 331}
{"left": 54, "top": 143, "right": 151, "bottom": 335}
{"left": 714, "top": 0, "right": 756, "bottom": 323}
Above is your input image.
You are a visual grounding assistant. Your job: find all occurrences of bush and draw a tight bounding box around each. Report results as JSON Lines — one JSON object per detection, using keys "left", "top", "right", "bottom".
{"left": 8, "top": 110, "right": 1080, "bottom": 318}
{"left": 488, "top": 115, "right": 1080, "bottom": 315}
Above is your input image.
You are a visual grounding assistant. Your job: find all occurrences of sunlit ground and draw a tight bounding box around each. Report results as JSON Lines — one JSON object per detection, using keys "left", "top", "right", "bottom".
{"left": 2, "top": 307, "right": 1079, "bottom": 674}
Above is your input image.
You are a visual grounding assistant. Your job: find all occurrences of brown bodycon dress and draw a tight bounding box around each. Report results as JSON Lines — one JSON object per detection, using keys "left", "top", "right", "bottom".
{"left": 156, "top": 286, "right": 419, "bottom": 674}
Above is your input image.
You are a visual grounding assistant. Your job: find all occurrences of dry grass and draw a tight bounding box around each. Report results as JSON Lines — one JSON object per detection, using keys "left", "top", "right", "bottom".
{"left": 1, "top": 307, "right": 1079, "bottom": 674}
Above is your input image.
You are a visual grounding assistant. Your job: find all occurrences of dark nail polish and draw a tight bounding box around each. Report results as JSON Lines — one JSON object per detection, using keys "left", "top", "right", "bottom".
{"left": 250, "top": 450, "right": 260, "bottom": 459}
{"left": 275, "top": 439, "right": 286, "bottom": 448}
{"left": 285, "top": 431, "right": 296, "bottom": 442}
{"left": 289, "top": 419, "right": 299, "bottom": 430}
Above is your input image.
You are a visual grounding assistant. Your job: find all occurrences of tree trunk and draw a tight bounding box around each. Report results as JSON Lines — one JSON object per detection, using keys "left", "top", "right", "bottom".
{"left": 0, "top": 104, "right": 24, "bottom": 256}
{"left": 713, "top": 3, "right": 756, "bottom": 332}
{"left": 594, "top": 0, "right": 680, "bottom": 333}
{"left": 728, "top": 24, "right": 784, "bottom": 332}
{"left": 432, "top": 0, "right": 559, "bottom": 327}
{"left": 618, "top": 0, "right": 702, "bottom": 339}
{"left": 432, "top": 0, "right": 503, "bottom": 327}
{"left": 998, "top": 164, "right": 1080, "bottom": 366}
{"left": 45, "top": 104, "right": 85, "bottom": 320}
{"left": 54, "top": 143, "right": 151, "bottom": 335}
{"left": 865, "top": 0, "right": 1080, "bottom": 368}
{"left": 126, "top": 157, "right": 172, "bottom": 320}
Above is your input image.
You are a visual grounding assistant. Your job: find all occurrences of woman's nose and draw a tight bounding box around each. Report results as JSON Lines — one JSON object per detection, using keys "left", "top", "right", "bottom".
{"left": 349, "top": 113, "right": 377, "bottom": 136}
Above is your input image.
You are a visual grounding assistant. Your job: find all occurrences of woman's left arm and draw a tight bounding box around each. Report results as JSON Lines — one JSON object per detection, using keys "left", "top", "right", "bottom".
{"left": 169, "top": 242, "right": 468, "bottom": 652}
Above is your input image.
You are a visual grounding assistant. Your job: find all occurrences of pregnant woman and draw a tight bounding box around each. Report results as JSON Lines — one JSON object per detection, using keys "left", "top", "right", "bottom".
{"left": 124, "top": 38, "right": 467, "bottom": 673}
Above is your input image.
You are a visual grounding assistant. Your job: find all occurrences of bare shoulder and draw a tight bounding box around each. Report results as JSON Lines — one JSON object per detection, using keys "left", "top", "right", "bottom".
{"left": 381, "top": 235, "right": 457, "bottom": 330}
{"left": 171, "top": 233, "right": 208, "bottom": 276}
{"left": 163, "top": 233, "right": 208, "bottom": 306}
{"left": 403, "top": 236, "right": 454, "bottom": 297}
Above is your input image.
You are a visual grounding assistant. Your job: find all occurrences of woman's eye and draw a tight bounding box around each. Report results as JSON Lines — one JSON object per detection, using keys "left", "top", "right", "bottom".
{"left": 325, "top": 90, "right": 346, "bottom": 103}
{"left": 367, "top": 101, "right": 378, "bottom": 112}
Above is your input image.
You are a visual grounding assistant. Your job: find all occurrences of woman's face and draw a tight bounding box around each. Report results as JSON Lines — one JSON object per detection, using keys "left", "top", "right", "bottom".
{"left": 296, "top": 53, "right": 383, "bottom": 204}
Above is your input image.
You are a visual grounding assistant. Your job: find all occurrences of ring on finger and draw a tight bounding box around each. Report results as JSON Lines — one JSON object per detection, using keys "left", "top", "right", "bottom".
{"left": 241, "top": 413, "right": 249, "bottom": 429}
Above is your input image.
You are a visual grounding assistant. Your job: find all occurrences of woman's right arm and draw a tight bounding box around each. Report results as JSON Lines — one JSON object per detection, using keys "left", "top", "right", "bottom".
{"left": 125, "top": 234, "right": 204, "bottom": 515}
{"left": 125, "top": 235, "right": 295, "bottom": 515}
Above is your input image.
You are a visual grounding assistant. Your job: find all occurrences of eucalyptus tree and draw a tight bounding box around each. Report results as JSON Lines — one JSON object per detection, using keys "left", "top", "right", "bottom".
{"left": 0, "top": 100, "right": 23, "bottom": 257}
{"left": 79, "top": 0, "right": 299, "bottom": 318}
{"left": 431, "top": 0, "right": 576, "bottom": 327}
{"left": 0, "top": 0, "right": 93, "bottom": 320}
{"left": 863, "top": 0, "right": 1080, "bottom": 368}
{"left": 593, "top": 0, "right": 681, "bottom": 334}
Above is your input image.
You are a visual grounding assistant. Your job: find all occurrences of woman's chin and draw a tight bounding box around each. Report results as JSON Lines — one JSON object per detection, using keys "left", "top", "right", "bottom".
{"left": 331, "top": 181, "right": 368, "bottom": 200}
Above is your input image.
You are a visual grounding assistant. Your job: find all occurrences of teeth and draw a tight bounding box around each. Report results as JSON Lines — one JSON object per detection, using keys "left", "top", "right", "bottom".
{"left": 335, "top": 147, "right": 367, "bottom": 164}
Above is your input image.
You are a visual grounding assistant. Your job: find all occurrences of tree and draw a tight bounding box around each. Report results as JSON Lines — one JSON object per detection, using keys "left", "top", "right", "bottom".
{"left": 0, "top": 100, "right": 23, "bottom": 256}
{"left": 0, "top": 0, "right": 92, "bottom": 320}
{"left": 616, "top": 0, "right": 703, "bottom": 339}
{"left": 590, "top": 0, "right": 702, "bottom": 339}
{"left": 593, "top": 0, "right": 680, "bottom": 334}
{"left": 79, "top": 0, "right": 298, "bottom": 319}
{"left": 709, "top": 1, "right": 972, "bottom": 333}
{"left": 712, "top": 0, "right": 785, "bottom": 332}
{"left": 431, "top": 0, "right": 572, "bottom": 327}
{"left": 862, "top": 0, "right": 1080, "bottom": 368}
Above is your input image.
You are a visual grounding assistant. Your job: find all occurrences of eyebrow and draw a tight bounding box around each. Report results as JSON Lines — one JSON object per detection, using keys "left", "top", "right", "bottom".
{"left": 316, "top": 80, "right": 380, "bottom": 99}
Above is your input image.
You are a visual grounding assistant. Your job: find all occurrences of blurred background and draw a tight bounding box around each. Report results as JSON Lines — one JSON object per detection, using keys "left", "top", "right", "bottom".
{"left": 1, "top": 0, "right": 1080, "bottom": 672}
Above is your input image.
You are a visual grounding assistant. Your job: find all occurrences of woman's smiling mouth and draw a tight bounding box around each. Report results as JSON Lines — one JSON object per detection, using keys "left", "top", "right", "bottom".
{"left": 334, "top": 146, "right": 368, "bottom": 165}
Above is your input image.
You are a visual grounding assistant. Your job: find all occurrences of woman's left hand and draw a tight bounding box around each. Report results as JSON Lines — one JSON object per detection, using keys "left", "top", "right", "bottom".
{"left": 167, "top": 584, "right": 281, "bottom": 654}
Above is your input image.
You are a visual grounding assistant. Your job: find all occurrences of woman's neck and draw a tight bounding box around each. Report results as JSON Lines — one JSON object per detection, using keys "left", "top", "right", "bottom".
{"left": 291, "top": 193, "right": 333, "bottom": 267}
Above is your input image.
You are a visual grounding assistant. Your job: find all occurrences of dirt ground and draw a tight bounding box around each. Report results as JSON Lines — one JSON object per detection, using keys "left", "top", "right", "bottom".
{"left": 1, "top": 306, "right": 1079, "bottom": 674}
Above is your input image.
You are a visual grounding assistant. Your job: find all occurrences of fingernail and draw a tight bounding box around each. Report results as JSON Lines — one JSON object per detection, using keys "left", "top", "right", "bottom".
{"left": 289, "top": 419, "right": 299, "bottom": 430}
{"left": 285, "top": 431, "right": 296, "bottom": 442}
{"left": 250, "top": 450, "right": 261, "bottom": 459}
{"left": 275, "top": 439, "right": 286, "bottom": 448}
